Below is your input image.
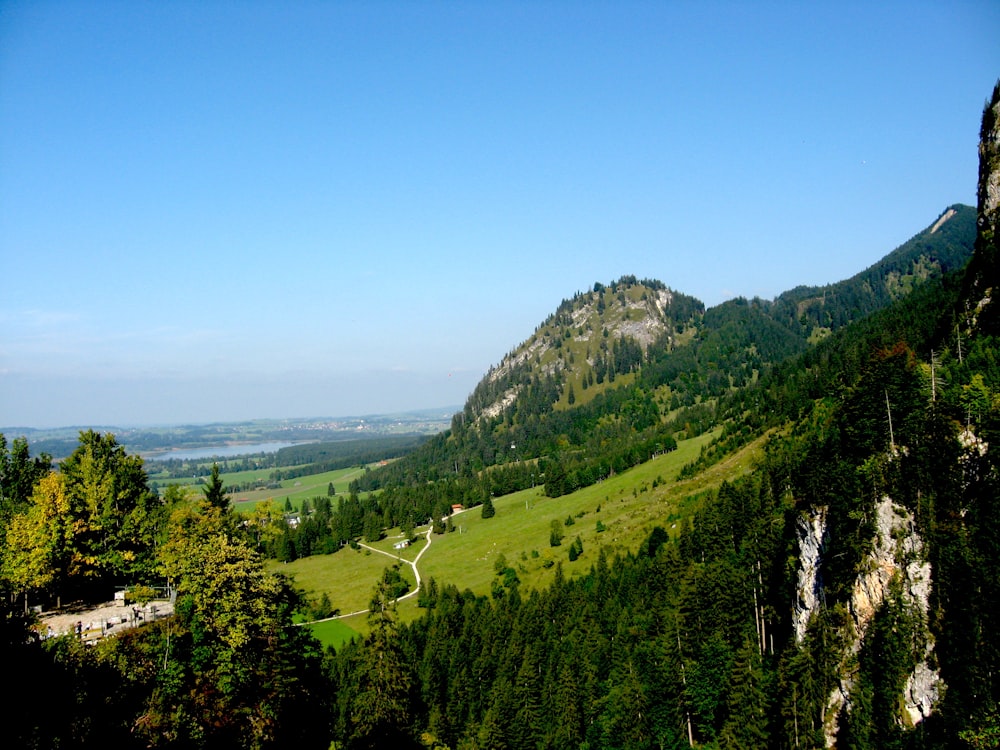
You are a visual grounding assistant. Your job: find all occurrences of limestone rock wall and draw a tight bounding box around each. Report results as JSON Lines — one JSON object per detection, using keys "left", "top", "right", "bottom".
{"left": 795, "top": 493, "right": 940, "bottom": 747}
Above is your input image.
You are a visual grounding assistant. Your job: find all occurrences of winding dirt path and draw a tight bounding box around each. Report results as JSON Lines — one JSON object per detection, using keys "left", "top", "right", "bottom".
{"left": 358, "top": 525, "right": 433, "bottom": 603}
{"left": 308, "top": 525, "right": 435, "bottom": 623}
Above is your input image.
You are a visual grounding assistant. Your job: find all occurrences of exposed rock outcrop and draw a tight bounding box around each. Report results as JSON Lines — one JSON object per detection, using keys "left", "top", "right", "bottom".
{"left": 966, "top": 81, "right": 1000, "bottom": 335}
{"left": 828, "top": 495, "right": 938, "bottom": 744}
{"left": 796, "top": 492, "right": 940, "bottom": 747}
{"left": 793, "top": 507, "right": 827, "bottom": 644}
{"left": 471, "top": 280, "right": 693, "bottom": 422}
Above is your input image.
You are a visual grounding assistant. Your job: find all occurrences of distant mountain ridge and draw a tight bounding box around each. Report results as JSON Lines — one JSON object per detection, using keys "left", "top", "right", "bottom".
{"left": 466, "top": 205, "right": 975, "bottom": 428}
{"left": 354, "top": 202, "right": 976, "bottom": 496}
{"left": 770, "top": 203, "right": 976, "bottom": 332}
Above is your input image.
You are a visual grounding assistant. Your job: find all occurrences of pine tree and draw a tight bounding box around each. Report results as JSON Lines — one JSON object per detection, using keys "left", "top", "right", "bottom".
{"left": 478, "top": 676, "right": 515, "bottom": 750}
{"left": 550, "top": 519, "right": 564, "bottom": 547}
{"left": 719, "top": 636, "right": 770, "bottom": 750}
{"left": 481, "top": 495, "right": 496, "bottom": 519}
{"left": 203, "top": 463, "right": 228, "bottom": 510}
{"left": 599, "top": 658, "right": 652, "bottom": 750}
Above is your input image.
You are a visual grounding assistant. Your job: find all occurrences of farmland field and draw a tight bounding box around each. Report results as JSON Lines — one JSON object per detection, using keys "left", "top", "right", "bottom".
{"left": 150, "top": 464, "right": 375, "bottom": 510}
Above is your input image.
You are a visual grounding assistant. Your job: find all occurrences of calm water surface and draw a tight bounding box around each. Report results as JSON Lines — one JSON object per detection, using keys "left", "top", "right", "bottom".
{"left": 147, "top": 441, "right": 299, "bottom": 462}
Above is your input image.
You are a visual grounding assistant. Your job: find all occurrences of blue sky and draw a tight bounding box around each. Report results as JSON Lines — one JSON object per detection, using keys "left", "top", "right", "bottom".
{"left": 1, "top": 1, "right": 998, "bottom": 429}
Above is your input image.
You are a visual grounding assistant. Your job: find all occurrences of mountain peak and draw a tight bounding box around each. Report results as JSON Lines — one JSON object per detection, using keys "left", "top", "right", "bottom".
{"left": 467, "top": 277, "right": 704, "bottom": 422}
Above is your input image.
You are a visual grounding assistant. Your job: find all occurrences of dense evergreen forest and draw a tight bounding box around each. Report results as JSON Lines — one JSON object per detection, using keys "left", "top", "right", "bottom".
{"left": 1, "top": 82, "right": 998, "bottom": 749}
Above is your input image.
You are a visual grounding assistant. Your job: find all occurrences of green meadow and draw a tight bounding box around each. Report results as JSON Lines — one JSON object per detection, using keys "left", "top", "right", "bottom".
{"left": 304, "top": 617, "right": 360, "bottom": 650}
{"left": 272, "top": 541, "right": 418, "bottom": 615}
{"left": 228, "top": 465, "right": 372, "bottom": 509}
{"left": 152, "top": 464, "right": 374, "bottom": 509}
{"left": 283, "top": 428, "right": 766, "bottom": 639}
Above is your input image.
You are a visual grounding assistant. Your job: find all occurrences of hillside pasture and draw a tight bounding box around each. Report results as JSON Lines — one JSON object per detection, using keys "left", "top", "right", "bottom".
{"left": 286, "top": 428, "right": 767, "bottom": 634}
{"left": 229, "top": 465, "right": 371, "bottom": 509}
{"left": 271, "top": 542, "right": 417, "bottom": 617}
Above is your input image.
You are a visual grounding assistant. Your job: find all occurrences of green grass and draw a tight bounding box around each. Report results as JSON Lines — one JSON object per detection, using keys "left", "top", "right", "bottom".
{"left": 270, "top": 544, "right": 417, "bottom": 616}
{"left": 153, "top": 464, "right": 375, "bottom": 511}
{"left": 230, "top": 465, "right": 372, "bottom": 510}
{"left": 305, "top": 618, "right": 360, "bottom": 650}
{"left": 276, "top": 428, "right": 767, "bottom": 635}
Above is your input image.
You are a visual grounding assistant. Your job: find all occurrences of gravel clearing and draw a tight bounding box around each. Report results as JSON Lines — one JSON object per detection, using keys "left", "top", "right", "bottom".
{"left": 37, "top": 599, "right": 174, "bottom": 642}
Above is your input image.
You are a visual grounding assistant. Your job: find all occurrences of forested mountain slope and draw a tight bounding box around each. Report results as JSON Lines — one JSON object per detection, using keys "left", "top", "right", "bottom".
{"left": 771, "top": 202, "right": 976, "bottom": 334}
{"left": 325, "top": 82, "right": 1000, "bottom": 750}
{"left": 352, "top": 202, "right": 975, "bottom": 512}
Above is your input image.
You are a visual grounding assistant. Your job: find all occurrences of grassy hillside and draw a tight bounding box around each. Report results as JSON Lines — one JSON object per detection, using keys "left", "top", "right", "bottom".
{"left": 285, "top": 427, "right": 770, "bottom": 638}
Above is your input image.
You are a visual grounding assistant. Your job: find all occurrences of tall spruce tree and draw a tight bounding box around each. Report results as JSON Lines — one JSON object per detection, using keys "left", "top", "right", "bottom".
{"left": 202, "top": 462, "right": 228, "bottom": 510}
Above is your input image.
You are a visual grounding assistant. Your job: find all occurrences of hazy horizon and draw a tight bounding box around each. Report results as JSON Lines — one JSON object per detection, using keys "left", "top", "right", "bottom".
{"left": 1, "top": 403, "right": 464, "bottom": 434}
{"left": 3, "top": 2, "right": 998, "bottom": 429}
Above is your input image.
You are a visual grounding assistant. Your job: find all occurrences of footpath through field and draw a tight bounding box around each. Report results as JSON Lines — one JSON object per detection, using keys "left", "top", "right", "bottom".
{"left": 310, "top": 523, "right": 439, "bottom": 622}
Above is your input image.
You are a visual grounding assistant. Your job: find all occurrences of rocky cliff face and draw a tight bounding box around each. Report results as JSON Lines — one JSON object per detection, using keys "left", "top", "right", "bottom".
{"left": 793, "top": 507, "right": 827, "bottom": 644}
{"left": 795, "top": 491, "right": 940, "bottom": 747}
{"left": 978, "top": 82, "right": 1000, "bottom": 236}
{"left": 967, "top": 81, "right": 1000, "bottom": 335}
{"left": 835, "top": 496, "right": 939, "bottom": 730}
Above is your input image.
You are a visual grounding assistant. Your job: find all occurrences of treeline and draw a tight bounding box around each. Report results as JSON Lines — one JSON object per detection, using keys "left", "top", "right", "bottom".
{"left": 262, "top": 486, "right": 472, "bottom": 564}
{"left": 538, "top": 427, "right": 677, "bottom": 498}
{"left": 271, "top": 435, "right": 427, "bottom": 469}
{"left": 769, "top": 203, "right": 976, "bottom": 333}
{"left": 719, "top": 262, "right": 980, "bottom": 436}
{"left": 655, "top": 219, "right": 984, "bottom": 479}
{"left": 352, "top": 385, "right": 692, "bottom": 503}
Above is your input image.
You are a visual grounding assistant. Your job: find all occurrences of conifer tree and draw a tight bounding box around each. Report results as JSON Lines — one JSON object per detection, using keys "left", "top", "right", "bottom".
{"left": 719, "top": 636, "right": 770, "bottom": 750}
{"left": 550, "top": 519, "right": 563, "bottom": 547}
{"left": 349, "top": 570, "right": 419, "bottom": 749}
{"left": 481, "top": 495, "right": 496, "bottom": 519}
{"left": 203, "top": 462, "right": 228, "bottom": 510}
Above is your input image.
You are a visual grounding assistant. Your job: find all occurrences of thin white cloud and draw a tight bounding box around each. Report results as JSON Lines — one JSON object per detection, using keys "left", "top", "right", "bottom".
{"left": 0, "top": 309, "right": 234, "bottom": 377}
{"left": 0, "top": 308, "right": 82, "bottom": 328}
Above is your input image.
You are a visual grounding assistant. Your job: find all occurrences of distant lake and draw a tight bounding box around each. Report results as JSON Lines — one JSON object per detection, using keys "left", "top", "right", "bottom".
{"left": 146, "top": 441, "right": 300, "bottom": 462}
